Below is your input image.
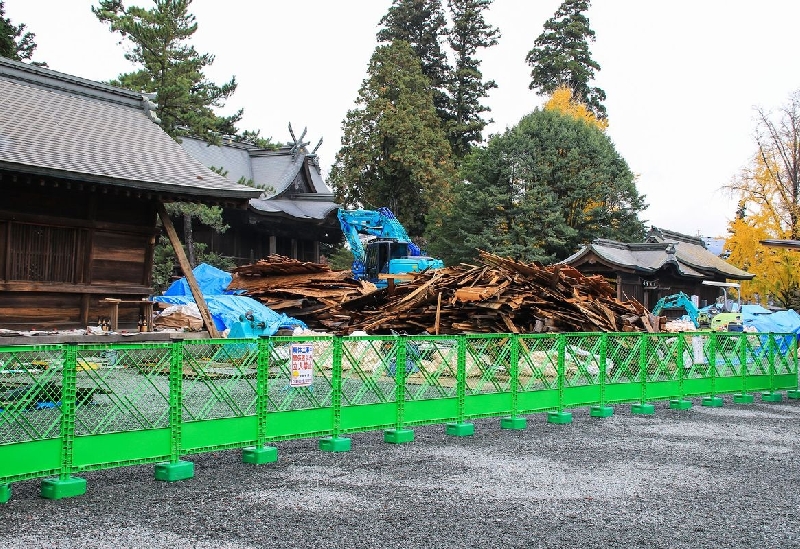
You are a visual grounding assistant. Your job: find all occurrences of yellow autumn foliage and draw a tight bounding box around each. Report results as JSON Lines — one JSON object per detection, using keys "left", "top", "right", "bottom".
{"left": 544, "top": 86, "right": 609, "bottom": 132}
{"left": 725, "top": 147, "right": 800, "bottom": 305}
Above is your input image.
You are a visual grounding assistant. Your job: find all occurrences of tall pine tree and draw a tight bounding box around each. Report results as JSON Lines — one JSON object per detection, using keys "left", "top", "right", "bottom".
{"left": 446, "top": 0, "right": 499, "bottom": 158}
{"left": 377, "top": 0, "right": 451, "bottom": 122}
{"left": 525, "top": 0, "right": 606, "bottom": 119}
{"left": 329, "top": 40, "right": 456, "bottom": 238}
{"left": 0, "top": 1, "right": 39, "bottom": 62}
{"left": 94, "top": 0, "right": 241, "bottom": 270}
{"left": 93, "top": 0, "right": 241, "bottom": 141}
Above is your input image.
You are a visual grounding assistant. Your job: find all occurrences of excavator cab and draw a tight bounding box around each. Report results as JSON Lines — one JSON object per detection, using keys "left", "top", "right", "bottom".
{"left": 364, "top": 240, "right": 410, "bottom": 281}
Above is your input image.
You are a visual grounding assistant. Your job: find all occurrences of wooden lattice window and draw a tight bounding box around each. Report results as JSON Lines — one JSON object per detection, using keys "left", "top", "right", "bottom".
{"left": 8, "top": 223, "right": 80, "bottom": 283}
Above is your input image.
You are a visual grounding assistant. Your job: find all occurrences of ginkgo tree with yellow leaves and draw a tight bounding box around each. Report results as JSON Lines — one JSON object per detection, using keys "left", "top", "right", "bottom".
{"left": 725, "top": 90, "right": 800, "bottom": 308}
{"left": 544, "top": 86, "right": 608, "bottom": 132}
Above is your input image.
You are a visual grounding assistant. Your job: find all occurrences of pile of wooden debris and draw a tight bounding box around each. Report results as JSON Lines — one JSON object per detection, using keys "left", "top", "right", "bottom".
{"left": 229, "top": 253, "right": 655, "bottom": 335}
{"left": 227, "top": 255, "right": 376, "bottom": 323}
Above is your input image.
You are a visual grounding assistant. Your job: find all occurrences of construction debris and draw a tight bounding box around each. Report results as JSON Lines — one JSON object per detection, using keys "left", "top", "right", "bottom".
{"left": 227, "top": 255, "right": 376, "bottom": 323}
{"left": 230, "top": 252, "right": 650, "bottom": 335}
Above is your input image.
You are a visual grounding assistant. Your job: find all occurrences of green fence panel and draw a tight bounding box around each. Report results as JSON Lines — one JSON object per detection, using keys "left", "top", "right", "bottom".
{"left": 338, "top": 335, "right": 397, "bottom": 432}
{"left": 262, "top": 336, "right": 334, "bottom": 441}
{"left": 463, "top": 335, "right": 513, "bottom": 419}
{"left": 641, "top": 334, "right": 682, "bottom": 401}
{"left": 403, "top": 335, "right": 460, "bottom": 426}
{"left": 515, "top": 335, "right": 559, "bottom": 413}
{"left": 0, "top": 344, "right": 65, "bottom": 482}
{"left": 561, "top": 333, "right": 603, "bottom": 407}
{"left": 66, "top": 342, "right": 173, "bottom": 470}
{"left": 603, "top": 334, "right": 647, "bottom": 403}
{"left": 0, "top": 331, "right": 797, "bottom": 490}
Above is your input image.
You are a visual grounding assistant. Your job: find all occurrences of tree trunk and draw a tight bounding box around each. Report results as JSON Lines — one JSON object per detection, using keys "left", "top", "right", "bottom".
{"left": 184, "top": 213, "right": 196, "bottom": 267}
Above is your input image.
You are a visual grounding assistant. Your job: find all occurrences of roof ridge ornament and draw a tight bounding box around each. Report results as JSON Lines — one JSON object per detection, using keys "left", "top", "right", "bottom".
{"left": 288, "top": 122, "right": 309, "bottom": 160}
{"left": 141, "top": 94, "right": 160, "bottom": 124}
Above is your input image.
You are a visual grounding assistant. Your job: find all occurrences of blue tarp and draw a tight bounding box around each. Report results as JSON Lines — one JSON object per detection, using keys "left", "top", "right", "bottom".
{"left": 153, "top": 263, "right": 306, "bottom": 335}
{"left": 162, "top": 262, "right": 235, "bottom": 297}
{"left": 741, "top": 307, "right": 800, "bottom": 336}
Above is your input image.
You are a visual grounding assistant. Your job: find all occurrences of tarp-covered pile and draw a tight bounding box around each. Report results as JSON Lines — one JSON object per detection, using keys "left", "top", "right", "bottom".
{"left": 152, "top": 263, "right": 305, "bottom": 335}
{"left": 741, "top": 305, "right": 800, "bottom": 336}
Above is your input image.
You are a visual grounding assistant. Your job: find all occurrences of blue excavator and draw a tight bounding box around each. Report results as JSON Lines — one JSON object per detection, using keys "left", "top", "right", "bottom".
{"left": 337, "top": 207, "right": 444, "bottom": 287}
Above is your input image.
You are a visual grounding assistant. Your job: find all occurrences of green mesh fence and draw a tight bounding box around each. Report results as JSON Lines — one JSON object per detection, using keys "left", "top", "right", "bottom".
{"left": 0, "top": 331, "right": 796, "bottom": 486}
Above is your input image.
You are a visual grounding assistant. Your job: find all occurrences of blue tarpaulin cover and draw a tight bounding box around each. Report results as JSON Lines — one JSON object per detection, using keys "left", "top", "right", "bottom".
{"left": 741, "top": 307, "right": 800, "bottom": 336}
{"left": 152, "top": 263, "right": 305, "bottom": 335}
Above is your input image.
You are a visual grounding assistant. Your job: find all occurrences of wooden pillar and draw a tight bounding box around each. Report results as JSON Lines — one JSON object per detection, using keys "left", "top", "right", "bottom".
{"left": 269, "top": 235, "right": 276, "bottom": 256}
{"left": 616, "top": 275, "right": 622, "bottom": 301}
{"left": 291, "top": 238, "right": 297, "bottom": 260}
{"left": 313, "top": 240, "right": 320, "bottom": 263}
{"left": 157, "top": 203, "right": 220, "bottom": 338}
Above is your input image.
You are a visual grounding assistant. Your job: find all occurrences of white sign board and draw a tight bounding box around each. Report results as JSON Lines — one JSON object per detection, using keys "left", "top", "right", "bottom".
{"left": 290, "top": 344, "right": 314, "bottom": 387}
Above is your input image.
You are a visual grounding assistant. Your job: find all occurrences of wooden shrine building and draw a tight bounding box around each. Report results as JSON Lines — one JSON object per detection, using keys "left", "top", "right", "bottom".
{"left": 0, "top": 58, "right": 260, "bottom": 330}
{"left": 179, "top": 127, "right": 341, "bottom": 266}
{"left": 562, "top": 227, "right": 754, "bottom": 310}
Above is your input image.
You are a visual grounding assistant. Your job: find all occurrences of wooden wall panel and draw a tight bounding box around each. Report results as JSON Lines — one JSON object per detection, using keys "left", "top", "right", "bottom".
{"left": 0, "top": 292, "right": 82, "bottom": 329}
{"left": 91, "top": 232, "right": 148, "bottom": 285}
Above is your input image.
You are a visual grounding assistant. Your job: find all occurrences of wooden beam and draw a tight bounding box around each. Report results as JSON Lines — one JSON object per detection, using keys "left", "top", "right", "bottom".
{"left": 157, "top": 202, "right": 220, "bottom": 338}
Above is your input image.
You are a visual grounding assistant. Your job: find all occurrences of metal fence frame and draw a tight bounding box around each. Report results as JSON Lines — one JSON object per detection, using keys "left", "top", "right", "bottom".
{"left": 1, "top": 331, "right": 797, "bottom": 501}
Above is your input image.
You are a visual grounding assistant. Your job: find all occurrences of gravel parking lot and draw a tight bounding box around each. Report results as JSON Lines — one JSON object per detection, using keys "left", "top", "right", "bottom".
{"left": 1, "top": 396, "right": 799, "bottom": 549}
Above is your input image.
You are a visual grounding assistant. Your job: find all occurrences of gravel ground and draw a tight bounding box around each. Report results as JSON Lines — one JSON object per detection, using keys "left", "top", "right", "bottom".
{"left": 1, "top": 396, "right": 799, "bottom": 549}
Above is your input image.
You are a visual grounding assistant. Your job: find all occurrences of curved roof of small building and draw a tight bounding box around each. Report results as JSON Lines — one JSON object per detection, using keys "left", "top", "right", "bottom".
{"left": 180, "top": 135, "right": 339, "bottom": 223}
{"left": 563, "top": 227, "right": 754, "bottom": 280}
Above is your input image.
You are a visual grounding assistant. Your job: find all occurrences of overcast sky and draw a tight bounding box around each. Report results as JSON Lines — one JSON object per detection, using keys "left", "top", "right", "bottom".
{"left": 6, "top": 0, "right": 800, "bottom": 238}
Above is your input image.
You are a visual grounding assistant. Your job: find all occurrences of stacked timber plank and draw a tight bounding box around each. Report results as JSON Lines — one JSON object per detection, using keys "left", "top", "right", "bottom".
{"left": 327, "top": 251, "right": 651, "bottom": 334}
{"left": 227, "top": 255, "right": 376, "bottom": 324}
{"left": 228, "top": 252, "right": 651, "bottom": 335}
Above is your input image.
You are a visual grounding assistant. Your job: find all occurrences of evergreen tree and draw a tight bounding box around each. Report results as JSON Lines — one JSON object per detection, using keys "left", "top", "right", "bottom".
{"left": 329, "top": 40, "right": 456, "bottom": 238}
{"left": 427, "top": 108, "right": 645, "bottom": 265}
{"left": 377, "top": 0, "right": 451, "bottom": 121}
{"left": 94, "top": 0, "right": 245, "bottom": 274}
{"left": 446, "top": 0, "right": 500, "bottom": 158}
{"left": 526, "top": 0, "right": 606, "bottom": 119}
{"left": 0, "top": 1, "right": 39, "bottom": 62}
{"left": 93, "top": 0, "right": 241, "bottom": 141}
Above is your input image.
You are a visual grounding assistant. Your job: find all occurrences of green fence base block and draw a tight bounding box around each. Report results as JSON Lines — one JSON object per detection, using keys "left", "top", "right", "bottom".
{"left": 669, "top": 399, "right": 693, "bottom": 410}
{"left": 40, "top": 476, "right": 86, "bottom": 500}
{"left": 319, "top": 436, "right": 351, "bottom": 453}
{"left": 590, "top": 405, "right": 614, "bottom": 418}
{"left": 702, "top": 396, "right": 724, "bottom": 407}
{"left": 445, "top": 422, "right": 475, "bottom": 437}
{"left": 733, "top": 393, "right": 755, "bottom": 404}
{"left": 547, "top": 411, "right": 573, "bottom": 424}
{"left": 631, "top": 403, "right": 655, "bottom": 415}
{"left": 0, "top": 484, "right": 10, "bottom": 504}
{"left": 242, "top": 446, "right": 278, "bottom": 465}
{"left": 384, "top": 429, "right": 415, "bottom": 444}
{"left": 500, "top": 416, "right": 527, "bottom": 430}
{"left": 761, "top": 392, "right": 783, "bottom": 403}
{"left": 154, "top": 460, "right": 194, "bottom": 482}
{"left": 787, "top": 390, "right": 800, "bottom": 400}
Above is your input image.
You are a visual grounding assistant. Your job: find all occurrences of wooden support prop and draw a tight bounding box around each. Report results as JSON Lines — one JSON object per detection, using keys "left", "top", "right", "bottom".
{"left": 434, "top": 291, "right": 442, "bottom": 335}
{"left": 157, "top": 203, "right": 220, "bottom": 338}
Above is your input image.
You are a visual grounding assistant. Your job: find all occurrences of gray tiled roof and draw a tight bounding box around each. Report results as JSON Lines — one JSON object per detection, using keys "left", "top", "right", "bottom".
{"left": 0, "top": 58, "right": 260, "bottom": 201}
{"left": 564, "top": 237, "right": 753, "bottom": 280}
{"left": 249, "top": 195, "right": 339, "bottom": 221}
{"left": 179, "top": 136, "right": 339, "bottom": 223}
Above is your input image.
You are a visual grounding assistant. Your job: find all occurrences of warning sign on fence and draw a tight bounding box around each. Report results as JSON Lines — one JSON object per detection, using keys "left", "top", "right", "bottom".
{"left": 290, "top": 344, "right": 314, "bottom": 387}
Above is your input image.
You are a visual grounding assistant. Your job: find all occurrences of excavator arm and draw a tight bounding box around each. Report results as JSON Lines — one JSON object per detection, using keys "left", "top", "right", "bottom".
{"left": 651, "top": 292, "right": 700, "bottom": 328}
